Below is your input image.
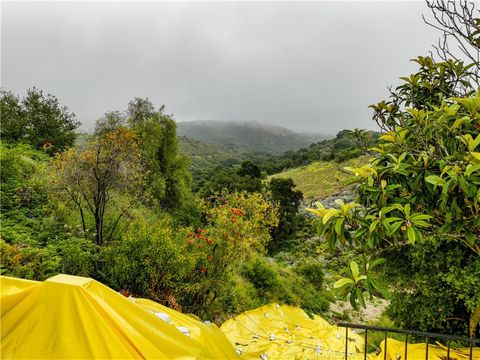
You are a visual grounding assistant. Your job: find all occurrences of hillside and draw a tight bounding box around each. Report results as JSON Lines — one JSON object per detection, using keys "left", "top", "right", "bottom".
{"left": 269, "top": 156, "right": 370, "bottom": 202}
{"left": 177, "top": 120, "right": 326, "bottom": 153}
{"left": 178, "top": 136, "right": 250, "bottom": 176}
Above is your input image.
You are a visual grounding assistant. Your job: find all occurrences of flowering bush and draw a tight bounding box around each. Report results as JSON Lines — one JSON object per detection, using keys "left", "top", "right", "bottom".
{"left": 182, "top": 191, "right": 278, "bottom": 317}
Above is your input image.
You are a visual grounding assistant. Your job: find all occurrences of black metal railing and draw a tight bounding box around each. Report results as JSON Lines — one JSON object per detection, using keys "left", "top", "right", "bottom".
{"left": 337, "top": 322, "right": 480, "bottom": 360}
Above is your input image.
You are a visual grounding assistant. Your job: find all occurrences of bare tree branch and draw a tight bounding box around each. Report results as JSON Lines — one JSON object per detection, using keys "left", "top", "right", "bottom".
{"left": 423, "top": 0, "right": 480, "bottom": 87}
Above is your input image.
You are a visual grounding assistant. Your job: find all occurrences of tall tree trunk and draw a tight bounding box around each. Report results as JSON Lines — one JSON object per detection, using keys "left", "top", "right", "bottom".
{"left": 78, "top": 204, "right": 86, "bottom": 234}
{"left": 470, "top": 305, "right": 480, "bottom": 338}
{"left": 95, "top": 209, "right": 102, "bottom": 246}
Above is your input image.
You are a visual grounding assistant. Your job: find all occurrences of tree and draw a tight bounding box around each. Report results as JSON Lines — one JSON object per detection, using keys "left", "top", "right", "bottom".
{"left": 134, "top": 114, "right": 192, "bottom": 210}
{"left": 126, "top": 97, "right": 156, "bottom": 128}
{"left": 119, "top": 98, "right": 193, "bottom": 211}
{"left": 237, "top": 160, "right": 262, "bottom": 178}
{"left": 200, "top": 161, "right": 264, "bottom": 197}
{"left": 310, "top": 73, "right": 480, "bottom": 336}
{"left": 0, "top": 88, "right": 80, "bottom": 154}
{"left": 53, "top": 128, "right": 146, "bottom": 246}
{"left": 423, "top": 0, "right": 479, "bottom": 87}
{"left": 268, "top": 178, "right": 303, "bottom": 251}
{"left": 0, "top": 91, "right": 25, "bottom": 143}
{"left": 183, "top": 191, "right": 279, "bottom": 317}
{"left": 94, "top": 111, "right": 126, "bottom": 137}
{"left": 309, "top": 1, "right": 480, "bottom": 335}
{"left": 89, "top": 97, "right": 191, "bottom": 211}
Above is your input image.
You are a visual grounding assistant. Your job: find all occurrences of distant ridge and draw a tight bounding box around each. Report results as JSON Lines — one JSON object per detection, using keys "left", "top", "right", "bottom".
{"left": 176, "top": 120, "right": 327, "bottom": 154}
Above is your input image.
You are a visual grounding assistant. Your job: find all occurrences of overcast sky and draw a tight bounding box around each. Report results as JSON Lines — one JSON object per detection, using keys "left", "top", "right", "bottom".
{"left": 2, "top": 1, "right": 438, "bottom": 134}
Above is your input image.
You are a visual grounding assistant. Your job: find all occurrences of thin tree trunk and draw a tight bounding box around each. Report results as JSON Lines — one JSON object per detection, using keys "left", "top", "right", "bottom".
{"left": 77, "top": 203, "right": 86, "bottom": 234}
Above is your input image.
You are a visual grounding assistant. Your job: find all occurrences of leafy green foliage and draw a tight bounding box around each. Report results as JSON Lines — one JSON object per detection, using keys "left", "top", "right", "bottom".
{"left": 101, "top": 191, "right": 280, "bottom": 320}
{"left": 0, "top": 88, "right": 79, "bottom": 154}
{"left": 385, "top": 239, "right": 480, "bottom": 336}
{"left": 94, "top": 111, "right": 126, "bottom": 137}
{"left": 269, "top": 156, "right": 369, "bottom": 202}
{"left": 0, "top": 83, "right": 342, "bottom": 325}
{"left": 101, "top": 217, "right": 196, "bottom": 309}
{"left": 309, "top": 57, "right": 480, "bottom": 336}
{"left": 185, "top": 129, "right": 377, "bottom": 191}
{"left": 257, "top": 130, "right": 378, "bottom": 174}
{"left": 135, "top": 115, "right": 192, "bottom": 210}
{"left": 177, "top": 120, "right": 321, "bottom": 154}
{"left": 178, "top": 136, "right": 249, "bottom": 190}
{"left": 242, "top": 257, "right": 329, "bottom": 316}
{"left": 1, "top": 143, "right": 63, "bottom": 245}
{"left": 126, "top": 97, "right": 156, "bottom": 128}
{"left": 332, "top": 259, "right": 384, "bottom": 310}
{"left": 1, "top": 239, "right": 61, "bottom": 280}
{"left": 94, "top": 97, "right": 193, "bottom": 212}
{"left": 268, "top": 178, "right": 303, "bottom": 251}
{"left": 52, "top": 128, "right": 146, "bottom": 246}
{"left": 0, "top": 143, "right": 96, "bottom": 280}
{"left": 199, "top": 161, "right": 264, "bottom": 197}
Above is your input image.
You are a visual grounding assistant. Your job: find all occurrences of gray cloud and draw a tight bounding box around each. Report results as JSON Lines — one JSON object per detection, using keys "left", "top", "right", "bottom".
{"left": 2, "top": 1, "right": 438, "bottom": 134}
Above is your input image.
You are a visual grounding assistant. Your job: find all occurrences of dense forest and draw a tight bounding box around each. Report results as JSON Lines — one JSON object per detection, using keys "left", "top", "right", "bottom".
{"left": 1, "top": 0, "right": 479, "bottom": 341}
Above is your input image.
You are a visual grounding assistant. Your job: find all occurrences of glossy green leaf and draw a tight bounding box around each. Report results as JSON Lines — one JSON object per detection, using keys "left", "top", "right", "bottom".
{"left": 350, "top": 261, "right": 359, "bottom": 282}
{"left": 334, "top": 278, "right": 355, "bottom": 289}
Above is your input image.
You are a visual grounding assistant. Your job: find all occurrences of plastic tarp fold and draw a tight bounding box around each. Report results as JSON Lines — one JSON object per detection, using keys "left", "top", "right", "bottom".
{"left": 0, "top": 274, "right": 238, "bottom": 359}
{"left": 3, "top": 275, "right": 479, "bottom": 360}
{"left": 220, "top": 303, "right": 369, "bottom": 359}
{"left": 220, "top": 303, "right": 480, "bottom": 360}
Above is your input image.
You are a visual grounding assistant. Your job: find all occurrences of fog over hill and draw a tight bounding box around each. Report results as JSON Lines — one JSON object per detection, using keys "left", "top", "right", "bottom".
{"left": 2, "top": 2, "right": 435, "bottom": 133}
{"left": 177, "top": 120, "right": 329, "bottom": 154}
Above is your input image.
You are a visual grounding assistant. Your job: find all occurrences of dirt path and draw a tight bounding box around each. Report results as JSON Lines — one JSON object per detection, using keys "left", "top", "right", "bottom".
{"left": 329, "top": 297, "right": 389, "bottom": 324}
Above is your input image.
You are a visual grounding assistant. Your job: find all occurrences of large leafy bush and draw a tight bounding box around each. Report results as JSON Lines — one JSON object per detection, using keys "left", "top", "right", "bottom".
{"left": 309, "top": 57, "right": 480, "bottom": 336}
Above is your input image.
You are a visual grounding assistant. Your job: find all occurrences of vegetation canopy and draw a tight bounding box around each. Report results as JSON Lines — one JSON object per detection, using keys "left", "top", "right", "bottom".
{"left": 1, "top": 0, "right": 479, "bottom": 344}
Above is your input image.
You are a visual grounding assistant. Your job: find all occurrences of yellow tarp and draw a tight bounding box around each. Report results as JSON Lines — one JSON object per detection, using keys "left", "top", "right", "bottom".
{"left": 220, "top": 303, "right": 480, "bottom": 360}
{"left": 2, "top": 275, "right": 479, "bottom": 360}
{"left": 374, "top": 338, "right": 480, "bottom": 360}
{"left": 220, "top": 303, "right": 370, "bottom": 359}
{"left": 0, "top": 274, "right": 238, "bottom": 359}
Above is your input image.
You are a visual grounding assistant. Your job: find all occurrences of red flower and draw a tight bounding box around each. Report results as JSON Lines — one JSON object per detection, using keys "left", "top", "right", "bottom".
{"left": 207, "top": 255, "right": 213, "bottom": 261}
{"left": 225, "top": 233, "right": 229, "bottom": 239}
{"left": 231, "top": 216, "right": 236, "bottom": 223}
{"left": 188, "top": 232, "right": 193, "bottom": 238}
{"left": 234, "top": 209, "right": 240, "bottom": 215}
{"left": 197, "top": 227, "right": 202, "bottom": 234}
{"left": 201, "top": 266, "right": 207, "bottom": 273}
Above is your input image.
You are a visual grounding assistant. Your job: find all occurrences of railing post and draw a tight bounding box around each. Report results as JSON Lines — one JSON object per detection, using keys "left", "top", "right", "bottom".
{"left": 404, "top": 333, "right": 408, "bottom": 360}
{"left": 364, "top": 329, "right": 367, "bottom": 360}
{"left": 425, "top": 336, "right": 429, "bottom": 360}
{"left": 335, "top": 321, "right": 478, "bottom": 360}
{"left": 384, "top": 332, "right": 388, "bottom": 360}
{"left": 345, "top": 326, "right": 348, "bottom": 360}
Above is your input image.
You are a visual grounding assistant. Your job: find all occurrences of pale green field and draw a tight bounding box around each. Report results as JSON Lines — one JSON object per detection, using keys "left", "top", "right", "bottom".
{"left": 269, "top": 156, "right": 370, "bottom": 201}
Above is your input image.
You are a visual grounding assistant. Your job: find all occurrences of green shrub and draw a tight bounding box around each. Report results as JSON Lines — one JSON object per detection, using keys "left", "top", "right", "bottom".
{"left": 242, "top": 256, "right": 329, "bottom": 316}
{"left": 100, "top": 218, "right": 196, "bottom": 308}
{"left": 294, "top": 261, "right": 324, "bottom": 287}
{"left": 57, "top": 237, "right": 98, "bottom": 277}
{"left": 0, "top": 239, "right": 61, "bottom": 280}
{"left": 242, "top": 257, "right": 283, "bottom": 300}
